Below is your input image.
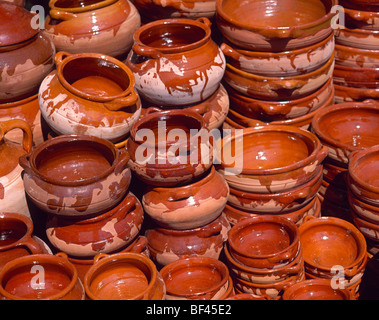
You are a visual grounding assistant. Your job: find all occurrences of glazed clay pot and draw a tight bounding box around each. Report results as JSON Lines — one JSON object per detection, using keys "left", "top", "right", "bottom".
{"left": 126, "top": 17, "right": 225, "bottom": 106}
{"left": 311, "top": 100, "right": 379, "bottom": 164}
{"left": 39, "top": 52, "right": 141, "bottom": 143}
{"left": 351, "top": 210, "right": 379, "bottom": 242}
{"left": 333, "top": 64, "right": 379, "bottom": 89}
{"left": 19, "top": 135, "right": 131, "bottom": 217}
{"left": 44, "top": 0, "right": 141, "bottom": 58}
{"left": 0, "top": 119, "right": 33, "bottom": 218}
{"left": 335, "top": 43, "right": 379, "bottom": 69}
{"left": 343, "top": 6, "right": 379, "bottom": 30}
{"left": 84, "top": 252, "right": 165, "bottom": 300}
{"left": 282, "top": 279, "right": 353, "bottom": 300}
{"left": 142, "top": 166, "right": 229, "bottom": 230}
{"left": 127, "top": 109, "right": 213, "bottom": 187}
{"left": 348, "top": 188, "right": 379, "bottom": 224}
{"left": 46, "top": 192, "right": 144, "bottom": 257}
{"left": 340, "top": 0, "right": 379, "bottom": 10}
{"left": 221, "top": 32, "right": 335, "bottom": 77}
{"left": 0, "top": 253, "right": 85, "bottom": 300}
{"left": 160, "top": 256, "right": 230, "bottom": 300}
{"left": 216, "top": 0, "right": 337, "bottom": 52}
{"left": 335, "top": 26, "right": 379, "bottom": 50}
{"left": 223, "top": 53, "right": 335, "bottom": 101}
{"left": 0, "top": 213, "right": 45, "bottom": 270}
{"left": 227, "top": 215, "right": 301, "bottom": 269}
{"left": 334, "top": 83, "right": 379, "bottom": 103}
{"left": 0, "top": 2, "right": 55, "bottom": 103}
{"left": 145, "top": 213, "right": 230, "bottom": 266}
{"left": 216, "top": 125, "right": 328, "bottom": 194}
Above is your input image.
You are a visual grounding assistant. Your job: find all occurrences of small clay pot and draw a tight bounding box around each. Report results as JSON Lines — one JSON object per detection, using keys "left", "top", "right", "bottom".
{"left": 0, "top": 253, "right": 85, "bottom": 300}
{"left": 335, "top": 43, "right": 379, "bottom": 69}
{"left": 145, "top": 213, "right": 230, "bottom": 266}
{"left": 282, "top": 279, "right": 354, "bottom": 300}
{"left": 333, "top": 64, "right": 379, "bottom": 89}
{"left": 84, "top": 252, "right": 165, "bottom": 300}
{"left": 160, "top": 256, "right": 230, "bottom": 300}
{"left": 44, "top": 0, "right": 141, "bottom": 58}
{"left": 142, "top": 166, "right": 229, "bottom": 230}
{"left": 227, "top": 215, "right": 300, "bottom": 269}
{"left": 216, "top": 0, "right": 337, "bottom": 52}
{"left": 19, "top": 134, "right": 131, "bottom": 217}
{"left": 39, "top": 51, "right": 141, "bottom": 143}
{"left": 126, "top": 17, "right": 225, "bottom": 106}
{"left": 46, "top": 192, "right": 144, "bottom": 257}
{"left": 127, "top": 109, "right": 213, "bottom": 187}
{"left": 335, "top": 26, "right": 379, "bottom": 50}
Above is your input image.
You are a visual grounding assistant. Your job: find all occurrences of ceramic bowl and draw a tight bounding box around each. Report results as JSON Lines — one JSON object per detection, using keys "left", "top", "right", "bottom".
{"left": 216, "top": 125, "right": 328, "bottom": 194}
{"left": 221, "top": 32, "right": 334, "bottom": 77}
{"left": 335, "top": 43, "right": 379, "bottom": 69}
{"left": 343, "top": 5, "right": 379, "bottom": 30}
{"left": 227, "top": 215, "right": 300, "bottom": 269}
{"left": 223, "top": 53, "right": 334, "bottom": 101}
{"left": 311, "top": 100, "right": 379, "bottom": 164}
{"left": 351, "top": 210, "right": 379, "bottom": 242}
{"left": 282, "top": 278, "right": 354, "bottom": 300}
{"left": 160, "top": 256, "right": 229, "bottom": 300}
{"left": 333, "top": 83, "right": 379, "bottom": 103}
{"left": 216, "top": 0, "right": 337, "bottom": 52}
{"left": 333, "top": 64, "right": 379, "bottom": 89}
{"left": 340, "top": 0, "right": 379, "bottom": 10}
{"left": 348, "top": 188, "right": 379, "bottom": 223}
{"left": 348, "top": 145, "right": 379, "bottom": 206}
{"left": 335, "top": 26, "right": 379, "bottom": 50}
{"left": 84, "top": 252, "right": 165, "bottom": 300}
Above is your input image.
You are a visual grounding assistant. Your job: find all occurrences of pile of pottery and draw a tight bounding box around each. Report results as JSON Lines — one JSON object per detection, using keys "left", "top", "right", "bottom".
{"left": 334, "top": 0, "right": 379, "bottom": 103}
{"left": 312, "top": 100, "right": 379, "bottom": 221}
{"left": 224, "top": 215, "right": 304, "bottom": 299}
{"left": 348, "top": 145, "right": 379, "bottom": 256}
{"left": 125, "top": 17, "right": 229, "bottom": 131}
{"left": 216, "top": 0, "right": 336, "bottom": 130}
{"left": 218, "top": 125, "right": 327, "bottom": 227}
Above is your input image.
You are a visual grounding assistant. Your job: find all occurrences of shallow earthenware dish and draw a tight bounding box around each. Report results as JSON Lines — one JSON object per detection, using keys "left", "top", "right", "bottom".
{"left": 348, "top": 188, "right": 379, "bottom": 223}
{"left": 333, "top": 64, "right": 379, "bottom": 89}
{"left": 333, "top": 83, "right": 379, "bottom": 103}
{"left": 343, "top": 4, "right": 379, "bottom": 30}
{"left": 335, "top": 43, "right": 379, "bottom": 69}
{"left": 335, "top": 26, "right": 379, "bottom": 50}
{"left": 351, "top": 210, "right": 379, "bottom": 242}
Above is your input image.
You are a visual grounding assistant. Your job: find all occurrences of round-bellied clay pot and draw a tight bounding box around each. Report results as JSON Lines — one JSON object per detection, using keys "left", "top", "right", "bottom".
{"left": 0, "top": 2, "right": 55, "bottom": 103}
{"left": 19, "top": 134, "right": 131, "bottom": 217}
{"left": 126, "top": 17, "right": 225, "bottom": 106}
{"left": 0, "top": 253, "right": 85, "bottom": 300}
{"left": 335, "top": 43, "right": 379, "bottom": 69}
{"left": 160, "top": 256, "right": 229, "bottom": 300}
{"left": 0, "top": 119, "right": 33, "bottom": 218}
{"left": 142, "top": 166, "right": 229, "bottom": 230}
{"left": 46, "top": 192, "right": 144, "bottom": 257}
{"left": 127, "top": 108, "right": 213, "bottom": 187}
{"left": 84, "top": 252, "right": 165, "bottom": 300}
{"left": 39, "top": 51, "right": 141, "bottom": 143}
{"left": 216, "top": 0, "right": 337, "bottom": 52}
{"left": 145, "top": 213, "right": 230, "bottom": 266}
{"left": 44, "top": 0, "right": 141, "bottom": 58}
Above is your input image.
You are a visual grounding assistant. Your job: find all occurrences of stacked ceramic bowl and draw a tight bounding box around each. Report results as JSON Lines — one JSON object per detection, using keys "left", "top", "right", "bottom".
{"left": 126, "top": 17, "right": 229, "bottom": 131}
{"left": 217, "top": 125, "right": 327, "bottom": 227}
{"left": 311, "top": 100, "right": 379, "bottom": 221}
{"left": 334, "top": 0, "right": 379, "bottom": 103}
{"left": 348, "top": 145, "right": 379, "bottom": 256}
{"left": 216, "top": 0, "right": 336, "bottom": 131}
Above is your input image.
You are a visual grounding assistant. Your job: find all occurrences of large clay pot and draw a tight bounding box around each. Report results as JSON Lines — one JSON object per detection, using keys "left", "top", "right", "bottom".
{"left": 0, "top": 2, "right": 55, "bottom": 103}
{"left": 44, "top": 0, "right": 141, "bottom": 58}
{"left": 126, "top": 17, "right": 225, "bottom": 106}
{"left": 19, "top": 134, "right": 131, "bottom": 217}
{"left": 0, "top": 119, "right": 33, "bottom": 218}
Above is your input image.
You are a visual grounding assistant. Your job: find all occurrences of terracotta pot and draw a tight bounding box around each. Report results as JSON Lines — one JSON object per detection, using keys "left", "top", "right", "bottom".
{"left": 126, "top": 17, "right": 225, "bottom": 106}
{"left": 46, "top": 192, "right": 144, "bottom": 257}
{"left": 142, "top": 166, "right": 229, "bottom": 230}
{"left": 127, "top": 108, "right": 213, "bottom": 187}
{"left": 348, "top": 188, "right": 379, "bottom": 224}
{"left": 160, "top": 256, "right": 229, "bottom": 300}
{"left": 216, "top": 125, "right": 328, "bottom": 194}
{"left": 44, "top": 0, "right": 141, "bottom": 58}
{"left": 335, "top": 26, "right": 379, "bottom": 50}
{"left": 335, "top": 43, "right": 379, "bottom": 69}
{"left": 0, "top": 2, "right": 55, "bottom": 103}
{"left": 348, "top": 145, "right": 379, "bottom": 206}
{"left": 84, "top": 252, "right": 165, "bottom": 300}
{"left": 39, "top": 52, "right": 141, "bottom": 143}
{"left": 19, "top": 134, "right": 131, "bottom": 217}
{"left": 333, "top": 64, "right": 379, "bottom": 89}
{"left": 0, "top": 119, "right": 33, "bottom": 218}
{"left": 343, "top": 6, "right": 379, "bottom": 30}
{"left": 228, "top": 215, "right": 300, "bottom": 269}
{"left": 133, "top": 0, "right": 217, "bottom": 19}
{"left": 223, "top": 53, "right": 334, "bottom": 101}
{"left": 334, "top": 84, "right": 379, "bottom": 103}
{"left": 351, "top": 208, "right": 379, "bottom": 242}
{"left": 282, "top": 278, "right": 354, "bottom": 300}
{"left": 0, "top": 253, "right": 85, "bottom": 300}
{"left": 340, "top": 0, "right": 379, "bottom": 10}
{"left": 216, "top": 0, "right": 337, "bottom": 52}
{"left": 225, "top": 76, "right": 334, "bottom": 121}
{"left": 145, "top": 213, "right": 230, "bottom": 266}
{"left": 221, "top": 32, "right": 334, "bottom": 77}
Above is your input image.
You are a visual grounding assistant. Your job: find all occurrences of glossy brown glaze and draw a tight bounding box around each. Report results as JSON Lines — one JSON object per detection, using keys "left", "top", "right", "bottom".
{"left": 333, "top": 64, "right": 379, "bottom": 89}
{"left": 335, "top": 26, "right": 379, "bottom": 51}
{"left": 335, "top": 43, "right": 379, "bottom": 69}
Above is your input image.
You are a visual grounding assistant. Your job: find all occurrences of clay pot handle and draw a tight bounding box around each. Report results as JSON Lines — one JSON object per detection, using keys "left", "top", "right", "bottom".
{"left": 114, "top": 149, "right": 130, "bottom": 175}
{"left": 93, "top": 253, "right": 109, "bottom": 264}
{"left": 363, "top": 99, "right": 379, "bottom": 105}
{"left": 49, "top": 9, "right": 77, "bottom": 21}
{"left": 167, "top": 187, "right": 197, "bottom": 202}
{"left": 55, "top": 252, "right": 69, "bottom": 260}
{"left": 196, "top": 17, "right": 212, "bottom": 28}
{"left": 197, "top": 222, "right": 222, "bottom": 238}
{"left": 316, "top": 145, "right": 329, "bottom": 164}
{"left": 303, "top": 215, "right": 316, "bottom": 223}
{"left": 228, "top": 109, "right": 267, "bottom": 128}
{"left": 132, "top": 44, "right": 162, "bottom": 59}
{"left": 104, "top": 90, "right": 139, "bottom": 111}
{"left": 55, "top": 51, "right": 71, "bottom": 66}
{"left": 15, "top": 237, "right": 42, "bottom": 254}
{"left": 348, "top": 150, "right": 360, "bottom": 162}
{"left": 18, "top": 153, "right": 33, "bottom": 175}
{"left": 280, "top": 187, "right": 312, "bottom": 205}
{"left": 122, "top": 193, "right": 138, "bottom": 213}
{"left": 220, "top": 43, "right": 242, "bottom": 61}
{"left": 144, "top": 106, "right": 163, "bottom": 115}
{"left": 127, "top": 236, "right": 148, "bottom": 254}
{"left": 0, "top": 119, "right": 33, "bottom": 153}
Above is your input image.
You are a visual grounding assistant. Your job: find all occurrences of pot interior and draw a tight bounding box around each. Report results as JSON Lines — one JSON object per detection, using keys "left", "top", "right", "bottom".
{"left": 286, "top": 283, "right": 349, "bottom": 300}
{"left": 0, "top": 219, "right": 27, "bottom": 247}
{"left": 53, "top": 0, "right": 104, "bottom": 8}
{"left": 353, "top": 150, "right": 379, "bottom": 188}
